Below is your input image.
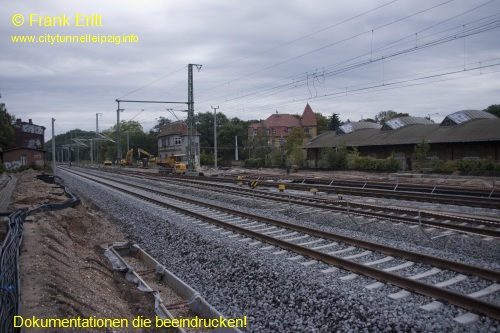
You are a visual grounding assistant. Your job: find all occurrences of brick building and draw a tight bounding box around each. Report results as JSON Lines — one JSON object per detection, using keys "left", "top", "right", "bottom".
{"left": 1, "top": 118, "right": 46, "bottom": 169}
{"left": 247, "top": 104, "right": 318, "bottom": 147}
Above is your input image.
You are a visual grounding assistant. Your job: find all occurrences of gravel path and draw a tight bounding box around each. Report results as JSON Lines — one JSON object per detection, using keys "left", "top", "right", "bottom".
{"left": 59, "top": 168, "right": 500, "bottom": 333}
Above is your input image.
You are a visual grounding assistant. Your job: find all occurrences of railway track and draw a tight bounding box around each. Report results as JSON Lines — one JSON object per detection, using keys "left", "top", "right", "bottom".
{"left": 201, "top": 172, "right": 500, "bottom": 209}
{"left": 59, "top": 167, "right": 500, "bottom": 323}
{"left": 96, "top": 168, "right": 500, "bottom": 238}
{"left": 227, "top": 170, "right": 500, "bottom": 198}
{"left": 96, "top": 167, "right": 500, "bottom": 208}
{"left": 166, "top": 175, "right": 500, "bottom": 238}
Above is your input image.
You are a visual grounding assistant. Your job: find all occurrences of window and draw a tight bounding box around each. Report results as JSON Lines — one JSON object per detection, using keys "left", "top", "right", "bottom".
{"left": 253, "top": 129, "right": 258, "bottom": 136}
{"left": 266, "top": 129, "right": 270, "bottom": 135}
{"left": 174, "top": 137, "right": 182, "bottom": 145}
{"left": 21, "top": 154, "right": 28, "bottom": 165}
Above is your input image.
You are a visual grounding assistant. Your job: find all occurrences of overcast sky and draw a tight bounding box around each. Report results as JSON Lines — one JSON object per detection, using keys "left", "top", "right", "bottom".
{"left": 2, "top": 0, "right": 499, "bottom": 136}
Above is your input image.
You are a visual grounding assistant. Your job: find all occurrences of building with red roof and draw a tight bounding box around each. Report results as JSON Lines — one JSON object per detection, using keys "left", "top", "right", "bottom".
{"left": 247, "top": 104, "right": 318, "bottom": 147}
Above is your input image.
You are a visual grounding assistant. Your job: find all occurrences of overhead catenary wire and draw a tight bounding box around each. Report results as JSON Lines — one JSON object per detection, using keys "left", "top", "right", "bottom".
{"left": 197, "top": 13, "right": 500, "bottom": 114}
{"left": 202, "top": 0, "right": 399, "bottom": 82}
{"left": 116, "top": 65, "right": 187, "bottom": 100}
{"left": 198, "top": 0, "right": 454, "bottom": 92}
{"left": 111, "top": 1, "right": 499, "bottom": 129}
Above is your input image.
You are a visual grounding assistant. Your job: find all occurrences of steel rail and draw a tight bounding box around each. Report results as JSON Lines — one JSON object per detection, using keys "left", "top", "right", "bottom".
{"left": 185, "top": 173, "right": 500, "bottom": 208}
{"left": 63, "top": 167, "right": 500, "bottom": 281}
{"left": 61, "top": 168, "right": 500, "bottom": 320}
{"left": 107, "top": 168, "right": 500, "bottom": 207}
{"left": 121, "top": 173, "right": 500, "bottom": 238}
{"left": 228, "top": 172, "right": 499, "bottom": 197}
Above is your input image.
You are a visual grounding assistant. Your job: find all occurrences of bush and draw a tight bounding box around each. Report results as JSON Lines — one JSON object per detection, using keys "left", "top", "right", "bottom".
{"left": 319, "top": 146, "right": 348, "bottom": 169}
{"left": 244, "top": 158, "right": 265, "bottom": 168}
{"left": 347, "top": 150, "right": 399, "bottom": 172}
{"left": 200, "top": 152, "right": 214, "bottom": 166}
{"left": 433, "top": 158, "right": 499, "bottom": 175}
{"left": 268, "top": 148, "right": 285, "bottom": 168}
{"left": 380, "top": 154, "right": 400, "bottom": 172}
{"left": 289, "top": 147, "right": 307, "bottom": 168}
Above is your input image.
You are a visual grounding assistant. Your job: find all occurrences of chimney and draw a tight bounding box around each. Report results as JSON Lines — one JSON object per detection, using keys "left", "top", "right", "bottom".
{"left": 29, "top": 119, "right": 33, "bottom": 124}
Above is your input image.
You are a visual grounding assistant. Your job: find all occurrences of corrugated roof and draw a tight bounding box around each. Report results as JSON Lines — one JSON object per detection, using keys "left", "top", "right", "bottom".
{"left": 336, "top": 121, "right": 381, "bottom": 134}
{"left": 381, "top": 116, "right": 434, "bottom": 131}
{"left": 306, "top": 118, "right": 500, "bottom": 148}
{"left": 440, "top": 110, "right": 496, "bottom": 126}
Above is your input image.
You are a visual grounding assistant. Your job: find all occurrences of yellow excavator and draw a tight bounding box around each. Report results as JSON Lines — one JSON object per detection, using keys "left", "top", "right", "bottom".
{"left": 120, "top": 149, "right": 133, "bottom": 166}
{"left": 138, "top": 148, "right": 156, "bottom": 167}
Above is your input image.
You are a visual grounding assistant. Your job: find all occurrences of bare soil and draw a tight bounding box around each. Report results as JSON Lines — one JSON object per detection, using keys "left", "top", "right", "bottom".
{"left": 8, "top": 170, "right": 166, "bottom": 333}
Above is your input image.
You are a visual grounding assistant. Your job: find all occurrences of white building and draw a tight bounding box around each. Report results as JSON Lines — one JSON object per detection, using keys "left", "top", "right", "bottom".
{"left": 157, "top": 121, "right": 200, "bottom": 168}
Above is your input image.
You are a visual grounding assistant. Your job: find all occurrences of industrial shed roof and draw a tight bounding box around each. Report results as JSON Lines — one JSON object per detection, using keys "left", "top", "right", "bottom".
{"left": 336, "top": 122, "right": 381, "bottom": 134}
{"left": 381, "top": 116, "right": 434, "bottom": 131}
{"left": 440, "top": 109, "right": 496, "bottom": 126}
{"left": 306, "top": 117, "right": 500, "bottom": 149}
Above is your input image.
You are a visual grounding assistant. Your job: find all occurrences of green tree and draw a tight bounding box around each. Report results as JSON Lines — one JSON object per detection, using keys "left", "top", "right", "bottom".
{"left": 45, "top": 129, "right": 98, "bottom": 163}
{"left": 249, "top": 122, "right": 270, "bottom": 160}
{"left": 217, "top": 117, "right": 248, "bottom": 161}
{"left": 0, "top": 96, "right": 15, "bottom": 151}
{"left": 413, "top": 139, "right": 430, "bottom": 170}
{"left": 101, "top": 120, "right": 149, "bottom": 161}
{"left": 484, "top": 104, "right": 500, "bottom": 118}
{"left": 320, "top": 144, "right": 348, "bottom": 169}
{"left": 150, "top": 116, "right": 172, "bottom": 134}
{"left": 327, "top": 113, "right": 342, "bottom": 131}
{"left": 375, "top": 110, "right": 409, "bottom": 125}
{"left": 195, "top": 111, "right": 229, "bottom": 157}
{"left": 283, "top": 127, "right": 305, "bottom": 152}
{"left": 315, "top": 113, "right": 329, "bottom": 135}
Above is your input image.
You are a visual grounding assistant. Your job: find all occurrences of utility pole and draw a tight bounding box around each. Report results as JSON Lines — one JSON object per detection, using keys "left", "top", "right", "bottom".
{"left": 188, "top": 64, "right": 202, "bottom": 172}
{"left": 211, "top": 105, "right": 219, "bottom": 169}
{"left": 116, "top": 103, "right": 124, "bottom": 169}
{"left": 52, "top": 118, "right": 56, "bottom": 176}
{"left": 235, "top": 136, "right": 238, "bottom": 161}
{"left": 125, "top": 131, "right": 130, "bottom": 151}
{"left": 96, "top": 113, "right": 102, "bottom": 165}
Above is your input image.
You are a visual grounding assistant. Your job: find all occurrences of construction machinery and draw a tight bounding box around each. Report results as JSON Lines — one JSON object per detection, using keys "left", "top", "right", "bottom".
{"left": 120, "top": 149, "right": 133, "bottom": 166}
{"left": 157, "top": 154, "right": 187, "bottom": 174}
{"left": 138, "top": 148, "right": 156, "bottom": 167}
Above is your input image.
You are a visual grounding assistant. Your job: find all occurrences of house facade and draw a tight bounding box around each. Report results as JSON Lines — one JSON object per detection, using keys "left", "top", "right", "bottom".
{"left": 247, "top": 104, "right": 318, "bottom": 148}
{"left": 157, "top": 121, "right": 200, "bottom": 167}
{"left": 1, "top": 118, "right": 46, "bottom": 169}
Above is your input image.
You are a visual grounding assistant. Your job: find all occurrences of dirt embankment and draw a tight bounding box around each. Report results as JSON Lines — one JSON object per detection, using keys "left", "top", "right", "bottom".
{"left": 8, "top": 170, "right": 164, "bottom": 333}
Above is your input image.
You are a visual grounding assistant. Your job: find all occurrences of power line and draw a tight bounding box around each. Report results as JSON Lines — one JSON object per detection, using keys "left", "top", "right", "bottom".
{"left": 200, "top": 0, "right": 454, "bottom": 92}
{"left": 208, "top": 0, "right": 399, "bottom": 70}
{"left": 198, "top": 13, "right": 500, "bottom": 111}
{"left": 116, "top": 65, "right": 187, "bottom": 99}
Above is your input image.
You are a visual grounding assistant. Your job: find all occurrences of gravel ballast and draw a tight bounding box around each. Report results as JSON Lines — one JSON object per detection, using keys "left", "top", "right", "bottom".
{"left": 59, "top": 168, "right": 500, "bottom": 332}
